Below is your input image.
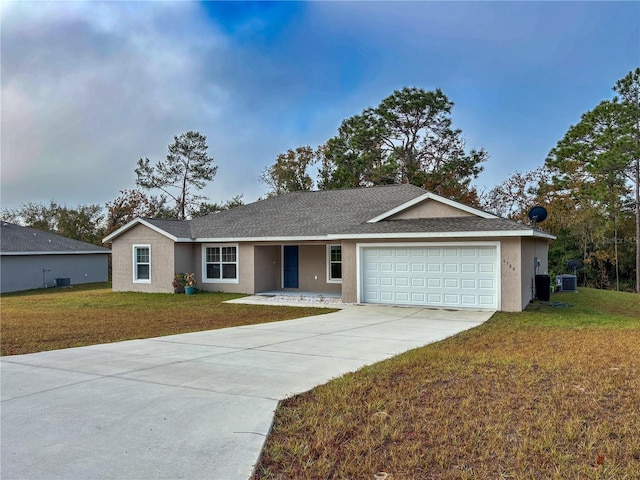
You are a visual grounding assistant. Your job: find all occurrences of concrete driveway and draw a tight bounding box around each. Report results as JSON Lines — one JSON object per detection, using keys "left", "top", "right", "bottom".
{"left": 1, "top": 305, "right": 492, "bottom": 480}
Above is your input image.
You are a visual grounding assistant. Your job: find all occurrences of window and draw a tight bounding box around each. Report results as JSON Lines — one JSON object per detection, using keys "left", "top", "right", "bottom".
{"left": 203, "top": 244, "right": 238, "bottom": 283}
{"left": 133, "top": 245, "right": 151, "bottom": 283}
{"left": 327, "top": 245, "right": 342, "bottom": 283}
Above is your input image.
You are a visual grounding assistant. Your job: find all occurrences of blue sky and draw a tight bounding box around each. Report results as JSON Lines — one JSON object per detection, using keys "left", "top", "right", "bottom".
{"left": 1, "top": 1, "right": 638, "bottom": 211}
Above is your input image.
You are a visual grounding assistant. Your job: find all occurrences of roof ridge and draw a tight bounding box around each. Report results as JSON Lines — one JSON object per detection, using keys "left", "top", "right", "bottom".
{"left": 142, "top": 217, "right": 185, "bottom": 222}
{"left": 269, "top": 183, "right": 426, "bottom": 196}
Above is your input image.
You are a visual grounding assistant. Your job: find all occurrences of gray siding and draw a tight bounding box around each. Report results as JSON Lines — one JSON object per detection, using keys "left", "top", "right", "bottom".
{"left": 1, "top": 254, "right": 109, "bottom": 293}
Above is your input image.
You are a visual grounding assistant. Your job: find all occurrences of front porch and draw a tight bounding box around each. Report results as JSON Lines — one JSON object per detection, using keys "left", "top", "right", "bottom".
{"left": 253, "top": 244, "right": 342, "bottom": 297}
{"left": 227, "top": 290, "right": 347, "bottom": 308}
{"left": 258, "top": 289, "right": 341, "bottom": 299}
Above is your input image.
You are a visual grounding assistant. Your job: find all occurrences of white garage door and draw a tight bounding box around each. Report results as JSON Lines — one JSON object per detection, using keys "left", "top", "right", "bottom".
{"left": 361, "top": 245, "right": 498, "bottom": 309}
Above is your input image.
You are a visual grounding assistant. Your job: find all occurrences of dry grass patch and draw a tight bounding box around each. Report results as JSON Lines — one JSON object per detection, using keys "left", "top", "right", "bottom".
{"left": 1, "top": 283, "right": 336, "bottom": 356}
{"left": 254, "top": 289, "right": 640, "bottom": 479}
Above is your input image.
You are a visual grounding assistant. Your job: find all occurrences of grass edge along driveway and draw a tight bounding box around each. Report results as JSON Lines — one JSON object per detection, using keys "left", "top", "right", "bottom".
{"left": 0, "top": 283, "right": 337, "bottom": 356}
{"left": 254, "top": 288, "right": 640, "bottom": 480}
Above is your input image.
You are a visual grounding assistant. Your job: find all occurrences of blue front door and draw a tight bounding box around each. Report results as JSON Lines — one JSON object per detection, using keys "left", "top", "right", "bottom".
{"left": 283, "top": 246, "right": 299, "bottom": 288}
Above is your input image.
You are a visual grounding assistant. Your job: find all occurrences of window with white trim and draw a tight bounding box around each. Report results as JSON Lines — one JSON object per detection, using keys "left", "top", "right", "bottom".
{"left": 203, "top": 244, "right": 239, "bottom": 283}
{"left": 133, "top": 245, "right": 151, "bottom": 283}
{"left": 327, "top": 245, "right": 342, "bottom": 283}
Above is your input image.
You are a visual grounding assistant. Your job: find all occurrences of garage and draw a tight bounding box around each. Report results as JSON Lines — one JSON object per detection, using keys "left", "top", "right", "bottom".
{"left": 360, "top": 243, "right": 499, "bottom": 309}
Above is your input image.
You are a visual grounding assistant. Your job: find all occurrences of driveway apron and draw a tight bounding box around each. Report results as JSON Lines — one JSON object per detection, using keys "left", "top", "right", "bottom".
{"left": 1, "top": 305, "right": 492, "bottom": 480}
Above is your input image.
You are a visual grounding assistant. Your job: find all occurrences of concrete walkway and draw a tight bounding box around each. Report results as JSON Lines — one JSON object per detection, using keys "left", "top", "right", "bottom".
{"left": 1, "top": 305, "right": 493, "bottom": 480}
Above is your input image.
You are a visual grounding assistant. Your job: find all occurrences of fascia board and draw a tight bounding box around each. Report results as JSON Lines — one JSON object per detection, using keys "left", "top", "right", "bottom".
{"left": 1, "top": 251, "right": 111, "bottom": 256}
{"left": 193, "top": 235, "right": 329, "bottom": 243}
{"left": 102, "top": 218, "right": 180, "bottom": 243}
{"left": 329, "top": 230, "right": 556, "bottom": 240}
{"left": 367, "top": 192, "right": 497, "bottom": 223}
{"left": 102, "top": 218, "right": 142, "bottom": 243}
{"left": 532, "top": 230, "right": 557, "bottom": 240}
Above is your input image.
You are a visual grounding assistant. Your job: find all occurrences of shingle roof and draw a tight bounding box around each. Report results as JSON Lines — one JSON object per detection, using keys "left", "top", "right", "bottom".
{"left": 1, "top": 222, "right": 111, "bottom": 254}
{"left": 142, "top": 218, "right": 195, "bottom": 239}
{"left": 106, "top": 184, "right": 554, "bottom": 241}
{"left": 337, "top": 217, "right": 535, "bottom": 235}
{"left": 189, "top": 184, "right": 428, "bottom": 238}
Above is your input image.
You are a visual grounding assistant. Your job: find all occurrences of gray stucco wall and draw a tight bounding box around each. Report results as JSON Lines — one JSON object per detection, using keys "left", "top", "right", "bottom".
{"left": 389, "top": 199, "right": 474, "bottom": 219}
{"left": 520, "top": 238, "right": 550, "bottom": 310}
{"left": 1, "top": 254, "right": 109, "bottom": 293}
{"left": 298, "top": 244, "right": 342, "bottom": 294}
{"left": 254, "top": 245, "right": 281, "bottom": 292}
{"left": 111, "top": 224, "right": 176, "bottom": 293}
{"left": 174, "top": 243, "right": 195, "bottom": 276}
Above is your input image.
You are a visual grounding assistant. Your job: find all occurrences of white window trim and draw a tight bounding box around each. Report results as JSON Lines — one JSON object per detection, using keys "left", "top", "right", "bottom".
{"left": 326, "top": 244, "right": 343, "bottom": 284}
{"left": 132, "top": 244, "right": 151, "bottom": 284}
{"left": 202, "top": 243, "right": 239, "bottom": 284}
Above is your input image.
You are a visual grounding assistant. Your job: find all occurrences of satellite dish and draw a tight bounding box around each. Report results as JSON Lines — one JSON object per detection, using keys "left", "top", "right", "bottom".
{"left": 528, "top": 206, "right": 548, "bottom": 225}
{"left": 568, "top": 259, "right": 583, "bottom": 275}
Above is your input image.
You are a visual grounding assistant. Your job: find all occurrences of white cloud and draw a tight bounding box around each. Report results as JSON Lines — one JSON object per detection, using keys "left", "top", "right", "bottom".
{"left": 1, "top": 1, "right": 237, "bottom": 208}
{"left": 1, "top": 1, "right": 636, "bottom": 212}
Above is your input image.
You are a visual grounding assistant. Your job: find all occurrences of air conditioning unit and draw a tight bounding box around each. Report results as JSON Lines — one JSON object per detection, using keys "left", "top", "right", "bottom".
{"left": 556, "top": 274, "right": 577, "bottom": 293}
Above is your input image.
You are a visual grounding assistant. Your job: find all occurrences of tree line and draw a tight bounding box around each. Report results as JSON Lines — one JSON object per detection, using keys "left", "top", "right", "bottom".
{"left": 259, "top": 75, "right": 639, "bottom": 293}
{"left": 2, "top": 131, "right": 243, "bottom": 245}
{"left": 483, "top": 69, "right": 639, "bottom": 293}
{"left": 2, "top": 70, "right": 638, "bottom": 293}
{"left": 259, "top": 86, "right": 487, "bottom": 205}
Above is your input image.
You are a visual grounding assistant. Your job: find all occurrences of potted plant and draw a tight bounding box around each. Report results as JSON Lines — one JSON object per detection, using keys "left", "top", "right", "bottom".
{"left": 172, "top": 273, "right": 185, "bottom": 294}
{"left": 183, "top": 273, "right": 197, "bottom": 295}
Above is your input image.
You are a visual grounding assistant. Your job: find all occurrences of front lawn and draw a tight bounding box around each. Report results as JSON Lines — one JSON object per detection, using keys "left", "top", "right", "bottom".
{"left": 254, "top": 289, "right": 640, "bottom": 479}
{"left": 0, "top": 283, "right": 336, "bottom": 356}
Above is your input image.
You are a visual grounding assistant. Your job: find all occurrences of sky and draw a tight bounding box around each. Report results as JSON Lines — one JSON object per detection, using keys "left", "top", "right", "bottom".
{"left": 1, "top": 1, "right": 639, "bottom": 212}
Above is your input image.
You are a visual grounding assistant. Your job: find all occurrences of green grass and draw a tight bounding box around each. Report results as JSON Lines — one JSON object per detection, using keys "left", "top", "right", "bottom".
{"left": 253, "top": 288, "right": 640, "bottom": 480}
{"left": 0, "top": 283, "right": 337, "bottom": 356}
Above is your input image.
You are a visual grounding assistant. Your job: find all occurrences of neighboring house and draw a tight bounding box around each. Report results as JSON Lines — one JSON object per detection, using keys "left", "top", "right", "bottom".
{"left": 103, "top": 184, "right": 555, "bottom": 312}
{"left": 0, "top": 222, "right": 111, "bottom": 293}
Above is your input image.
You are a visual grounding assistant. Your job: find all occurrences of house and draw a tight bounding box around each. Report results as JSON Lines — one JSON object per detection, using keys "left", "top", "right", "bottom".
{"left": 0, "top": 222, "right": 111, "bottom": 293}
{"left": 103, "top": 184, "right": 555, "bottom": 312}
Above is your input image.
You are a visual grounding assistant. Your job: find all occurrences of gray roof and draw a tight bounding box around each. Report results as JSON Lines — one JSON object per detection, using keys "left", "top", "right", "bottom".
{"left": 338, "top": 217, "right": 535, "bottom": 235}
{"left": 1, "top": 222, "right": 111, "bottom": 254}
{"left": 109, "top": 185, "right": 553, "bottom": 241}
{"left": 188, "top": 184, "right": 429, "bottom": 238}
{"left": 143, "top": 218, "right": 194, "bottom": 239}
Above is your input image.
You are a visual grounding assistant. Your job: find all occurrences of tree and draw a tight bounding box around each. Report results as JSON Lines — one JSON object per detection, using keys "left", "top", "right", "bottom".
{"left": 192, "top": 194, "right": 244, "bottom": 216}
{"left": 259, "top": 146, "right": 317, "bottom": 196}
{"left": 104, "top": 189, "right": 169, "bottom": 237}
{"left": 544, "top": 68, "right": 640, "bottom": 292}
{"left": 1, "top": 201, "right": 105, "bottom": 246}
{"left": 1, "top": 201, "right": 60, "bottom": 232}
{"left": 481, "top": 166, "right": 551, "bottom": 221}
{"left": 318, "top": 87, "right": 487, "bottom": 202}
{"left": 56, "top": 204, "right": 105, "bottom": 245}
{"left": 317, "top": 115, "right": 398, "bottom": 189}
{"left": 135, "top": 131, "right": 218, "bottom": 220}
{"left": 612, "top": 68, "right": 640, "bottom": 293}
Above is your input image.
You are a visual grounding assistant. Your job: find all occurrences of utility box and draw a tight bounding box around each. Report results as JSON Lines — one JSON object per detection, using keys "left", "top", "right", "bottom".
{"left": 535, "top": 274, "right": 551, "bottom": 301}
{"left": 55, "top": 278, "right": 71, "bottom": 287}
{"left": 556, "top": 274, "right": 577, "bottom": 293}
